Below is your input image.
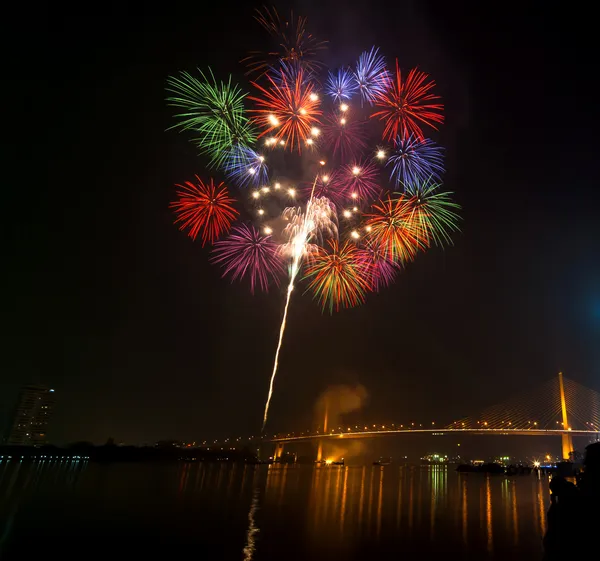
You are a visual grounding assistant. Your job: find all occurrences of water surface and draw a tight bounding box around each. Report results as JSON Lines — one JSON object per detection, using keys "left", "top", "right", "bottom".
{"left": 0, "top": 460, "right": 549, "bottom": 560}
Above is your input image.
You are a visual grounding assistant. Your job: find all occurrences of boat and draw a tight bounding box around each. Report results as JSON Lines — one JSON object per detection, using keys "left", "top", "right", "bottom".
{"left": 373, "top": 457, "right": 391, "bottom": 466}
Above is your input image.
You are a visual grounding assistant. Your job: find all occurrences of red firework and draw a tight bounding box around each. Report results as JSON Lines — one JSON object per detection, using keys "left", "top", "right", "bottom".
{"left": 170, "top": 176, "right": 238, "bottom": 246}
{"left": 371, "top": 59, "right": 444, "bottom": 141}
{"left": 249, "top": 65, "right": 322, "bottom": 152}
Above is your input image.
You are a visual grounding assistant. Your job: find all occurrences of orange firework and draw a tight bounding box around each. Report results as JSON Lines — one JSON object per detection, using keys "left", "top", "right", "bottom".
{"left": 364, "top": 195, "right": 429, "bottom": 263}
{"left": 249, "top": 64, "right": 322, "bottom": 152}
{"left": 303, "top": 240, "right": 373, "bottom": 313}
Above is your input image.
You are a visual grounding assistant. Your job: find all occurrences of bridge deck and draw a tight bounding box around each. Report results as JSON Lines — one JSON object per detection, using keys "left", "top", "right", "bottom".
{"left": 270, "top": 428, "right": 600, "bottom": 443}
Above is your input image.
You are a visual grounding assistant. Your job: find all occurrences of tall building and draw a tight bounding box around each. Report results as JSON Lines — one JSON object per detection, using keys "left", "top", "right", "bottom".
{"left": 5, "top": 385, "right": 56, "bottom": 446}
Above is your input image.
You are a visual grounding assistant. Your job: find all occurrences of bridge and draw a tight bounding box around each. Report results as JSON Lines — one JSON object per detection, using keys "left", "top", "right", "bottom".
{"left": 268, "top": 373, "right": 600, "bottom": 461}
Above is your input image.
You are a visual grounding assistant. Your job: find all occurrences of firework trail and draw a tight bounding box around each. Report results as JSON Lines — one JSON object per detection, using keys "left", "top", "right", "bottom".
{"left": 261, "top": 176, "right": 330, "bottom": 432}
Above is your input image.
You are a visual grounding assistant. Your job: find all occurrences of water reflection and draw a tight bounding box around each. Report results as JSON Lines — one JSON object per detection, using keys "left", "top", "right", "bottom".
{"left": 299, "top": 464, "right": 548, "bottom": 558}
{"left": 243, "top": 486, "right": 260, "bottom": 561}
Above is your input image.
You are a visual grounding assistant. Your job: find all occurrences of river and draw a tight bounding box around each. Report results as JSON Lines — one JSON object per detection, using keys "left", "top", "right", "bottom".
{"left": 0, "top": 459, "right": 549, "bottom": 560}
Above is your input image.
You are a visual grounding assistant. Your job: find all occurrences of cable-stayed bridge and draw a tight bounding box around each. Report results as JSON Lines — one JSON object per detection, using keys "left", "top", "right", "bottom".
{"left": 268, "top": 373, "right": 600, "bottom": 460}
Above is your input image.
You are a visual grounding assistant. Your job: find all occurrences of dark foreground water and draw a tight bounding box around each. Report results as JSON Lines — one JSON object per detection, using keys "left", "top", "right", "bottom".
{"left": 0, "top": 460, "right": 550, "bottom": 560}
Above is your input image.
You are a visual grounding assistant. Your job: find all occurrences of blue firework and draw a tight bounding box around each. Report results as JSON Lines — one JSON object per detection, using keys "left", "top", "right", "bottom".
{"left": 325, "top": 68, "right": 358, "bottom": 102}
{"left": 353, "top": 47, "right": 389, "bottom": 106}
{"left": 224, "top": 145, "right": 269, "bottom": 188}
{"left": 386, "top": 135, "right": 445, "bottom": 187}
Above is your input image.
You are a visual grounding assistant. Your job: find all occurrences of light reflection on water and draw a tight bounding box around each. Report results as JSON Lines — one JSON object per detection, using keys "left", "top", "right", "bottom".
{"left": 0, "top": 460, "right": 549, "bottom": 560}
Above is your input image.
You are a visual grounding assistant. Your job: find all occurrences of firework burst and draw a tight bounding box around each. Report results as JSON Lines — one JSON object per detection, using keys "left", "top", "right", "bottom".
{"left": 224, "top": 145, "right": 269, "bottom": 188}
{"left": 338, "top": 160, "right": 380, "bottom": 202}
{"left": 325, "top": 68, "right": 358, "bottom": 102}
{"left": 404, "top": 180, "right": 461, "bottom": 246}
{"left": 322, "top": 111, "right": 369, "bottom": 160}
{"left": 170, "top": 177, "right": 239, "bottom": 246}
{"left": 359, "top": 243, "right": 400, "bottom": 291}
{"left": 303, "top": 171, "right": 344, "bottom": 207}
{"left": 372, "top": 59, "right": 444, "bottom": 141}
{"left": 280, "top": 196, "right": 339, "bottom": 261}
{"left": 241, "top": 6, "right": 327, "bottom": 76}
{"left": 387, "top": 134, "right": 445, "bottom": 186}
{"left": 304, "top": 240, "right": 373, "bottom": 313}
{"left": 365, "top": 195, "right": 428, "bottom": 262}
{"left": 353, "top": 47, "right": 389, "bottom": 106}
{"left": 166, "top": 69, "right": 256, "bottom": 169}
{"left": 211, "top": 224, "right": 285, "bottom": 293}
{"left": 249, "top": 65, "right": 322, "bottom": 152}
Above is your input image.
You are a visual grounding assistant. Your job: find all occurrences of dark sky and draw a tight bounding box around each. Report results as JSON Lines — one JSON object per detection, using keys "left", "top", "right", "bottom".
{"left": 2, "top": 1, "right": 598, "bottom": 445}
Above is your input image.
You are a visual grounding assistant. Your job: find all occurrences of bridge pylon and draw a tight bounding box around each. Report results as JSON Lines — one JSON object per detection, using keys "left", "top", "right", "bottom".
{"left": 316, "top": 403, "right": 329, "bottom": 462}
{"left": 558, "top": 371, "right": 574, "bottom": 460}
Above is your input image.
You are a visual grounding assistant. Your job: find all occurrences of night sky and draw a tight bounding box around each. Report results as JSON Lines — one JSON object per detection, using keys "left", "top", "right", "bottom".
{"left": 3, "top": 1, "right": 598, "bottom": 446}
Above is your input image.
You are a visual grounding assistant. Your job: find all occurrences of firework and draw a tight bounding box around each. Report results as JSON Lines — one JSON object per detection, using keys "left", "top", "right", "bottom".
{"left": 372, "top": 60, "right": 444, "bottom": 141}
{"left": 387, "top": 135, "right": 445, "bottom": 186}
{"left": 166, "top": 69, "right": 256, "bottom": 169}
{"left": 167, "top": 21, "right": 461, "bottom": 437}
{"left": 241, "top": 6, "right": 327, "bottom": 76}
{"left": 249, "top": 65, "right": 322, "bottom": 152}
{"left": 365, "top": 195, "right": 428, "bottom": 262}
{"left": 261, "top": 178, "right": 336, "bottom": 431}
{"left": 170, "top": 177, "right": 238, "bottom": 246}
{"left": 224, "top": 145, "right": 269, "bottom": 188}
{"left": 322, "top": 112, "right": 369, "bottom": 160}
{"left": 353, "top": 47, "right": 389, "bottom": 106}
{"left": 404, "top": 179, "right": 461, "bottom": 246}
{"left": 303, "top": 171, "right": 344, "bottom": 207}
{"left": 304, "top": 240, "right": 372, "bottom": 313}
{"left": 280, "top": 196, "right": 339, "bottom": 261}
{"left": 211, "top": 224, "right": 285, "bottom": 294}
{"left": 338, "top": 160, "right": 380, "bottom": 202}
{"left": 359, "top": 243, "right": 400, "bottom": 291}
{"left": 325, "top": 68, "right": 359, "bottom": 102}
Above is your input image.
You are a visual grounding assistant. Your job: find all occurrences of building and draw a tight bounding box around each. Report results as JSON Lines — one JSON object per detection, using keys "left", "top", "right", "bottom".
{"left": 5, "top": 385, "right": 56, "bottom": 446}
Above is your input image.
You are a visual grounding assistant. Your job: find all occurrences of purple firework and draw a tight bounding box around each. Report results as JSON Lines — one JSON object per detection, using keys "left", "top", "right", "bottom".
{"left": 359, "top": 244, "right": 400, "bottom": 291}
{"left": 322, "top": 111, "right": 369, "bottom": 160}
{"left": 211, "top": 224, "right": 284, "bottom": 293}
{"left": 303, "top": 170, "right": 344, "bottom": 208}
{"left": 353, "top": 47, "right": 389, "bottom": 106}
{"left": 337, "top": 160, "right": 380, "bottom": 202}
{"left": 387, "top": 135, "right": 445, "bottom": 187}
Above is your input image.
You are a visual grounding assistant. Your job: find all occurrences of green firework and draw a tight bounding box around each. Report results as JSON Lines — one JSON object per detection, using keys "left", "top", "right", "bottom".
{"left": 403, "top": 179, "right": 461, "bottom": 247}
{"left": 166, "top": 69, "right": 256, "bottom": 169}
